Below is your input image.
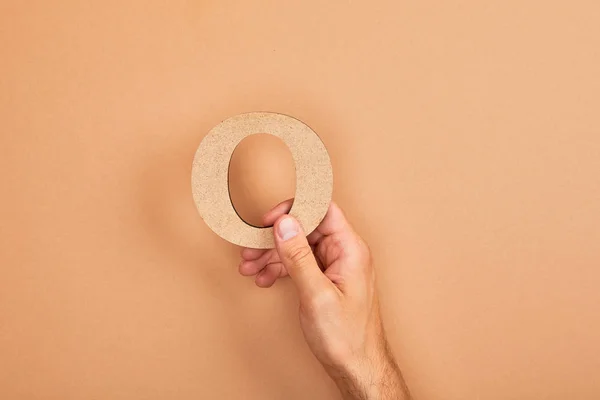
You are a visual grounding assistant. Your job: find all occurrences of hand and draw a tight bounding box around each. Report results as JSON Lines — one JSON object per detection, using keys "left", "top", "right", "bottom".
{"left": 239, "top": 200, "right": 411, "bottom": 400}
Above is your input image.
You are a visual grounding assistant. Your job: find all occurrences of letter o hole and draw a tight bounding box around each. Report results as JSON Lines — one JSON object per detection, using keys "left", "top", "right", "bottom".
{"left": 191, "top": 112, "right": 333, "bottom": 249}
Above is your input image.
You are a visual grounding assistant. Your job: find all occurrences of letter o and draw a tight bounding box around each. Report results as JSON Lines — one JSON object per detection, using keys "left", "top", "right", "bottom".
{"left": 191, "top": 112, "right": 333, "bottom": 249}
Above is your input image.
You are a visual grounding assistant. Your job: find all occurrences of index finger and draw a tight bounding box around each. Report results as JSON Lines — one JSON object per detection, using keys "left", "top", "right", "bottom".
{"left": 262, "top": 199, "right": 294, "bottom": 227}
{"left": 262, "top": 199, "right": 351, "bottom": 245}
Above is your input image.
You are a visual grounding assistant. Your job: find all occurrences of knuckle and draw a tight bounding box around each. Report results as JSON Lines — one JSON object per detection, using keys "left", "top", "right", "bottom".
{"left": 287, "top": 245, "right": 314, "bottom": 266}
{"left": 356, "top": 236, "right": 373, "bottom": 266}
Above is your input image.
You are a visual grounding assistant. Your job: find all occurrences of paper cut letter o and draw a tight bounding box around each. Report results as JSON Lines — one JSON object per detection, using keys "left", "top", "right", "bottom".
{"left": 191, "top": 112, "right": 333, "bottom": 249}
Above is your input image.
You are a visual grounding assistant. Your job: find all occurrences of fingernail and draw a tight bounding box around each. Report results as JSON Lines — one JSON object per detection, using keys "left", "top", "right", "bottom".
{"left": 278, "top": 217, "right": 299, "bottom": 241}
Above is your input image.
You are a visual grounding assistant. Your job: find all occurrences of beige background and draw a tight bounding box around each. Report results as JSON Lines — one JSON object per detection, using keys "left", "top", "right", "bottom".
{"left": 1, "top": 1, "right": 599, "bottom": 399}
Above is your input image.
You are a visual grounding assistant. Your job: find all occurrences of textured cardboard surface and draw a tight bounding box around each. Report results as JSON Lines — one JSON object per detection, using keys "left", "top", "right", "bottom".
{"left": 191, "top": 112, "right": 332, "bottom": 248}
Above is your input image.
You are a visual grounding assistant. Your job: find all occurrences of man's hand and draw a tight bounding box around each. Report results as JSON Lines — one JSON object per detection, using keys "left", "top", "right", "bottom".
{"left": 239, "top": 200, "right": 411, "bottom": 400}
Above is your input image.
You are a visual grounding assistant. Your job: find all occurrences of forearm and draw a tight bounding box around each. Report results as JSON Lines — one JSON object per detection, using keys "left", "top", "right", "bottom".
{"left": 329, "top": 347, "right": 410, "bottom": 400}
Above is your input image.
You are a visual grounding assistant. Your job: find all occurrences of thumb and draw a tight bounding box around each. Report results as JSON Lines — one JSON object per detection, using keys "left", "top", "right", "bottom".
{"left": 273, "top": 216, "right": 331, "bottom": 298}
